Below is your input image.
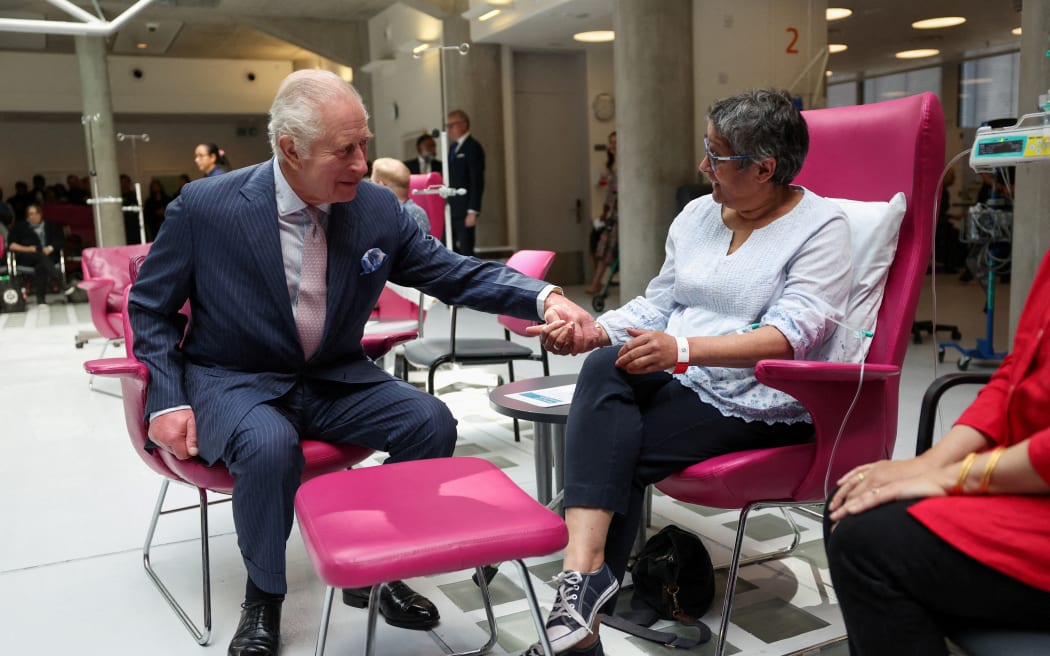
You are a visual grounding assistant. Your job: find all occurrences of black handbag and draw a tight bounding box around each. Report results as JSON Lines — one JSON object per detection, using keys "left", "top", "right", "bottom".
{"left": 602, "top": 525, "right": 714, "bottom": 648}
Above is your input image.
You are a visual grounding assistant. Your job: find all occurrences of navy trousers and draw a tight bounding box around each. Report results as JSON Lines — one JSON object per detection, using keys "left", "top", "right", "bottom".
{"left": 223, "top": 375, "right": 458, "bottom": 594}
{"left": 563, "top": 347, "right": 812, "bottom": 609}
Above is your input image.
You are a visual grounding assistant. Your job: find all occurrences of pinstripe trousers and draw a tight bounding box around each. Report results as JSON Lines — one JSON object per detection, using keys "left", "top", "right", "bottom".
{"left": 222, "top": 375, "right": 458, "bottom": 594}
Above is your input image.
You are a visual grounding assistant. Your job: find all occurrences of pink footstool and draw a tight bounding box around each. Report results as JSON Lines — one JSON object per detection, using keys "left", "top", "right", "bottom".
{"left": 295, "top": 456, "right": 568, "bottom": 656}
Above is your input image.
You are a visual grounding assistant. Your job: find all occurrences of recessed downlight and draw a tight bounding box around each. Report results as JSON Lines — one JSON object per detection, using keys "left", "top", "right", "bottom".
{"left": 911, "top": 16, "right": 966, "bottom": 29}
{"left": 896, "top": 48, "right": 940, "bottom": 59}
{"left": 828, "top": 43, "right": 848, "bottom": 54}
{"left": 1012, "top": 26, "right": 1022, "bottom": 36}
{"left": 826, "top": 8, "right": 853, "bottom": 21}
{"left": 573, "top": 30, "right": 614, "bottom": 43}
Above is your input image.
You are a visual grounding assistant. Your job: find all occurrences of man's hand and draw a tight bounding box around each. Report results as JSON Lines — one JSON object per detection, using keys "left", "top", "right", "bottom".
{"left": 43, "top": 245, "right": 54, "bottom": 256}
{"left": 526, "top": 293, "right": 607, "bottom": 355}
{"left": 148, "top": 408, "right": 199, "bottom": 460}
{"left": 615, "top": 328, "right": 678, "bottom": 374}
{"left": 466, "top": 211, "right": 478, "bottom": 228}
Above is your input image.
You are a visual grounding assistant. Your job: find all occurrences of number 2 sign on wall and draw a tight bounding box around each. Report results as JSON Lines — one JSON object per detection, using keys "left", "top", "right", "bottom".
{"left": 786, "top": 27, "right": 800, "bottom": 54}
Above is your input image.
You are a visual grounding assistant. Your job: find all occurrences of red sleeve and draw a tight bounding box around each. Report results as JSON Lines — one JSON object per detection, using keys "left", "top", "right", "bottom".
{"left": 1029, "top": 429, "right": 1050, "bottom": 486}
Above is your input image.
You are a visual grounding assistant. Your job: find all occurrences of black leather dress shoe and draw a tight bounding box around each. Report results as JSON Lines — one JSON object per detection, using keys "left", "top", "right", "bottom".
{"left": 228, "top": 600, "right": 282, "bottom": 656}
{"left": 341, "top": 580, "right": 440, "bottom": 630}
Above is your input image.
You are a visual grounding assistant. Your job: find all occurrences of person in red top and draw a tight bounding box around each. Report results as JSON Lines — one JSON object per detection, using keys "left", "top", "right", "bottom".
{"left": 824, "top": 247, "right": 1050, "bottom": 655}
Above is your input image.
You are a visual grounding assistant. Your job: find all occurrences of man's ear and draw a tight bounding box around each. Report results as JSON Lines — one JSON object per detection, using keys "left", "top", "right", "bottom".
{"left": 278, "top": 135, "right": 301, "bottom": 169}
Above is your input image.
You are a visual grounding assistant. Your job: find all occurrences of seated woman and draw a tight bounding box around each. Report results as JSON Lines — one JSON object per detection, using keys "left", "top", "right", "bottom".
{"left": 825, "top": 248, "right": 1050, "bottom": 656}
{"left": 527, "top": 89, "right": 853, "bottom": 656}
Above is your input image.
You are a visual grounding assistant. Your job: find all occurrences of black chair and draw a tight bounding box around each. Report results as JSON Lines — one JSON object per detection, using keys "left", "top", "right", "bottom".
{"left": 398, "top": 249, "right": 556, "bottom": 442}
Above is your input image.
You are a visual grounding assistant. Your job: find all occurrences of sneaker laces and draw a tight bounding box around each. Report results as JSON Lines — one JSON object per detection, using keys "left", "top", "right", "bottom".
{"left": 547, "top": 570, "right": 591, "bottom": 636}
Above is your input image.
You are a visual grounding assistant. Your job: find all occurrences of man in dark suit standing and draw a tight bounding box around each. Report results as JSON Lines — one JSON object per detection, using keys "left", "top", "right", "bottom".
{"left": 445, "top": 109, "right": 485, "bottom": 257}
{"left": 403, "top": 133, "right": 442, "bottom": 176}
{"left": 129, "top": 70, "right": 594, "bottom": 656}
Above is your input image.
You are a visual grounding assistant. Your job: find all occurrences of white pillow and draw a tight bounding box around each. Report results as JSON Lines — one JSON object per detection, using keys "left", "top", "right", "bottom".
{"left": 815, "top": 192, "right": 907, "bottom": 363}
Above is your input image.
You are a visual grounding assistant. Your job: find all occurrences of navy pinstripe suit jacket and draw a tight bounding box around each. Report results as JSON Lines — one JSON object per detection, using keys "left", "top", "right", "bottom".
{"left": 129, "top": 159, "right": 546, "bottom": 464}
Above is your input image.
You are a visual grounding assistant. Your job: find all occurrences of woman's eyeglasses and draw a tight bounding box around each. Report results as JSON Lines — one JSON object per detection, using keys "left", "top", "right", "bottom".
{"left": 703, "top": 136, "right": 751, "bottom": 172}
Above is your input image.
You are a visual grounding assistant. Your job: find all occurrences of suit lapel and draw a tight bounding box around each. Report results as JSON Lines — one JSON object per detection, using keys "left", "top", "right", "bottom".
{"left": 237, "top": 161, "right": 297, "bottom": 334}
{"left": 325, "top": 201, "right": 358, "bottom": 330}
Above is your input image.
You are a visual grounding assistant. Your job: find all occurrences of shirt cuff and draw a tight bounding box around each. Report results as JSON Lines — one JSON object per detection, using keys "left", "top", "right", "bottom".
{"left": 149, "top": 405, "right": 191, "bottom": 422}
{"left": 537, "top": 284, "right": 563, "bottom": 318}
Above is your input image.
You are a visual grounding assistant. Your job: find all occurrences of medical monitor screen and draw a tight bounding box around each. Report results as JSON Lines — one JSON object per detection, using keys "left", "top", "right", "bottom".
{"left": 977, "top": 138, "right": 1025, "bottom": 156}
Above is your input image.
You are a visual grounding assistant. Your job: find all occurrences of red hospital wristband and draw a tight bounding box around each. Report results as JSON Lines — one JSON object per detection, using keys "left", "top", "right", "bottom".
{"left": 673, "top": 336, "right": 690, "bottom": 374}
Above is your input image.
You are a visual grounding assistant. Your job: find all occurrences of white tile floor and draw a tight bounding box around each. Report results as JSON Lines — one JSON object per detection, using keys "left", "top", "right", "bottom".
{"left": 0, "top": 274, "right": 1007, "bottom": 655}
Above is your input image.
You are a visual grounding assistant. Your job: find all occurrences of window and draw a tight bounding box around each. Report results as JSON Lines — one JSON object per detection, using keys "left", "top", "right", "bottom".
{"left": 826, "top": 81, "right": 857, "bottom": 107}
{"left": 863, "top": 67, "right": 941, "bottom": 104}
{"left": 959, "top": 52, "right": 1020, "bottom": 128}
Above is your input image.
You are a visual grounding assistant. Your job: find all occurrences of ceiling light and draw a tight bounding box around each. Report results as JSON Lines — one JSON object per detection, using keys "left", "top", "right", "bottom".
{"left": 895, "top": 48, "right": 940, "bottom": 59}
{"left": 825, "top": 70, "right": 833, "bottom": 77}
{"left": 136, "top": 42, "right": 147, "bottom": 49}
{"left": 462, "top": 2, "right": 511, "bottom": 21}
{"left": 911, "top": 16, "right": 966, "bottom": 29}
{"left": 1012, "top": 26, "right": 1022, "bottom": 36}
{"left": 573, "top": 30, "right": 614, "bottom": 43}
{"left": 828, "top": 43, "right": 848, "bottom": 54}
{"left": 411, "top": 42, "right": 431, "bottom": 55}
{"left": 826, "top": 8, "right": 852, "bottom": 21}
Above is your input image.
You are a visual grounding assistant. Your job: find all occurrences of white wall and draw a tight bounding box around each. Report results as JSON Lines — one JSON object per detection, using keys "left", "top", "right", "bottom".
{"left": 693, "top": 0, "right": 828, "bottom": 158}
{"left": 366, "top": 2, "right": 444, "bottom": 161}
{"left": 0, "top": 52, "right": 291, "bottom": 115}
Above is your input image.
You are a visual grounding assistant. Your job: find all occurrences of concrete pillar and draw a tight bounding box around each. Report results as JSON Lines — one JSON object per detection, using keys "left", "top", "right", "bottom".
{"left": 1010, "top": 3, "right": 1050, "bottom": 341}
{"left": 614, "top": 0, "right": 694, "bottom": 300}
{"left": 75, "top": 35, "right": 124, "bottom": 248}
{"left": 443, "top": 15, "right": 508, "bottom": 248}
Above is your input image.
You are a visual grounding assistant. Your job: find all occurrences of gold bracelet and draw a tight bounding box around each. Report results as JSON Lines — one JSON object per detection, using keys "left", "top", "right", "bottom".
{"left": 977, "top": 447, "right": 1006, "bottom": 495}
{"left": 951, "top": 452, "right": 979, "bottom": 495}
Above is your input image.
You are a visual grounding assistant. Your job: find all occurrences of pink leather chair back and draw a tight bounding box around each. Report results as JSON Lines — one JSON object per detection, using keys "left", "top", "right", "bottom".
{"left": 657, "top": 93, "right": 945, "bottom": 507}
{"left": 795, "top": 92, "right": 944, "bottom": 368}
{"left": 79, "top": 243, "right": 152, "bottom": 340}
{"left": 497, "top": 250, "right": 557, "bottom": 337}
{"left": 409, "top": 172, "right": 445, "bottom": 240}
{"left": 372, "top": 286, "right": 421, "bottom": 322}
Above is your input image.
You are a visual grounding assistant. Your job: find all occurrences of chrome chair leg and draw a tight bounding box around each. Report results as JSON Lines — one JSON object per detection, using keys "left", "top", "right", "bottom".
{"left": 142, "top": 479, "right": 217, "bottom": 645}
{"left": 314, "top": 586, "right": 335, "bottom": 656}
{"left": 511, "top": 560, "right": 556, "bottom": 656}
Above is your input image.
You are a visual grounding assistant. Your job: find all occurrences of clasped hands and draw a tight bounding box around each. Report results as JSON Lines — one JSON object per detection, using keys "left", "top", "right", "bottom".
{"left": 528, "top": 298, "right": 683, "bottom": 374}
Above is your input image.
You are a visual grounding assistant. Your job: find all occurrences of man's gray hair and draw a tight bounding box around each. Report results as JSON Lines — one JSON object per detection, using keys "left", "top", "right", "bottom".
{"left": 268, "top": 69, "right": 368, "bottom": 162}
{"left": 708, "top": 89, "right": 808, "bottom": 186}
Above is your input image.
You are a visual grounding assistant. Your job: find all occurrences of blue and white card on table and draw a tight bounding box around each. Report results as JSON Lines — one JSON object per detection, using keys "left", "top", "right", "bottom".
{"left": 506, "top": 384, "right": 576, "bottom": 408}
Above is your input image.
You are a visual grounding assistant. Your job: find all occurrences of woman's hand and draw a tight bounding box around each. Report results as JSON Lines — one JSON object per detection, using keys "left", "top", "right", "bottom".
{"left": 828, "top": 456, "right": 948, "bottom": 522}
{"left": 615, "top": 328, "right": 678, "bottom": 374}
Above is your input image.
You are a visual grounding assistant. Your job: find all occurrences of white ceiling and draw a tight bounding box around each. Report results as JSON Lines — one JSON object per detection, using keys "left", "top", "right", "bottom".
{"left": 0, "top": 0, "right": 1026, "bottom": 79}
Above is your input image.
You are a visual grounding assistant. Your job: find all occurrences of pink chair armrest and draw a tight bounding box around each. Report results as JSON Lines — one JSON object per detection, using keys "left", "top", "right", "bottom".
{"left": 362, "top": 329, "right": 418, "bottom": 360}
{"left": 755, "top": 359, "right": 902, "bottom": 499}
{"left": 84, "top": 357, "right": 148, "bottom": 380}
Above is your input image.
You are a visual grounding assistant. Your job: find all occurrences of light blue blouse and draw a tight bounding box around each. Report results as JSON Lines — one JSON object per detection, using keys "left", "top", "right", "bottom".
{"left": 596, "top": 187, "right": 852, "bottom": 424}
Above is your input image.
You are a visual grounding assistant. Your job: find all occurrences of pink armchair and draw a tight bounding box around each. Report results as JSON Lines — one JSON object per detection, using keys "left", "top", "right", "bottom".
{"left": 654, "top": 93, "right": 946, "bottom": 655}
{"left": 76, "top": 243, "right": 152, "bottom": 356}
{"left": 83, "top": 287, "right": 385, "bottom": 646}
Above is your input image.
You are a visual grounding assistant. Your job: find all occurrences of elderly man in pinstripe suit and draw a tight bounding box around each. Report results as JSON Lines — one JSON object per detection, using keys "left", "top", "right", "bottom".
{"left": 129, "top": 69, "right": 594, "bottom": 656}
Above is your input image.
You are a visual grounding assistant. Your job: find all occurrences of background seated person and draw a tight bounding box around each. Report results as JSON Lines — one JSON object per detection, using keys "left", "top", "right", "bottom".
{"left": 825, "top": 247, "right": 1050, "bottom": 656}
{"left": 525, "top": 89, "right": 853, "bottom": 656}
{"left": 370, "top": 157, "right": 432, "bottom": 235}
{"left": 7, "top": 203, "right": 76, "bottom": 305}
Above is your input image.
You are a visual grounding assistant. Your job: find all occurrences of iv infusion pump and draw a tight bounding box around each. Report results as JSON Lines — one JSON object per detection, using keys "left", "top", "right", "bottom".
{"left": 970, "top": 111, "right": 1050, "bottom": 171}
